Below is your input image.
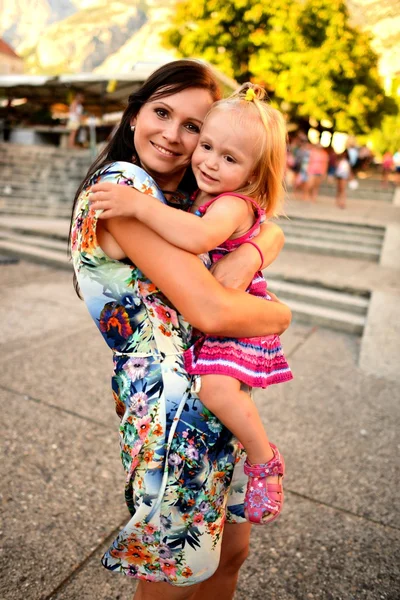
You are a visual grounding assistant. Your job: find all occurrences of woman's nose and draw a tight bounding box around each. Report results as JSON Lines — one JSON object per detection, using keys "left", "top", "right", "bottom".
{"left": 162, "top": 122, "right": 180, "bottom": 144}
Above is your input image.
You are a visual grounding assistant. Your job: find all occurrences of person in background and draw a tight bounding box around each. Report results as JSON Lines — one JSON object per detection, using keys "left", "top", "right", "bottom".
{"left": 293, "top": 135, "right": 310, "bottom": 201}
{"left": 305, "top": 143, "right": 329, "bottom": 202}
{"left": 335, "top": 150, "right": 351, "bottom": 208}
{"left": 393, "top": 150, "right": 400, "bottom": 186}
{"left": 67, "top": 92, "right": 84, "bottom": 149}
{"left": 381, "top": 151, "right": 394, "bottom": 188}
{"left": 326, "top": 146, "right": 338, "bottom": 185}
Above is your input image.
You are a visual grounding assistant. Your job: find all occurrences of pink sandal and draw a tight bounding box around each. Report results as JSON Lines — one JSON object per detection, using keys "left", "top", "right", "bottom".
{"left": 243, "top": 443, "right": 285, "bottom": 525}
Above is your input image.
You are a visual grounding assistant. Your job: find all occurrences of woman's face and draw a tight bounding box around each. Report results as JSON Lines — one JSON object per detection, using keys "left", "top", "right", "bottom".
{"left": 132, "top": 87, "right": 214, "bottom": 189}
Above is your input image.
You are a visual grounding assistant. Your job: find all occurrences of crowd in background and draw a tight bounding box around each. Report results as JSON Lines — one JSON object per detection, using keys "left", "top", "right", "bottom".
{"left": 286, "top": 132, "right": 400, "bottom": 209}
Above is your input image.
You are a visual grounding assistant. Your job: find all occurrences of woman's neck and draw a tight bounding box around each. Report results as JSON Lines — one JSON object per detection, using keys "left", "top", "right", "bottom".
{"left": 149, "top": 170, "right": 183, "bottom": 193}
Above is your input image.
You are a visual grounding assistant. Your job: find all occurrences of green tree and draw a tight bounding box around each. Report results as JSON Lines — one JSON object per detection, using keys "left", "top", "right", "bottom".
{"left": 163, "top": 0, "right": 397, "bottom": 134}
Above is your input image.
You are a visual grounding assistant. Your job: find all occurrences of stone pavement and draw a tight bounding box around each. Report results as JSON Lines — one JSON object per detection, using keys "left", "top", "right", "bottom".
{"left": 1, "top": 259, "right": 399, "bottom": 600}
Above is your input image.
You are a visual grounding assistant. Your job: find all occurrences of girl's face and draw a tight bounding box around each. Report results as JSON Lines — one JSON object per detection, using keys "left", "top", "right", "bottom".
{"left": 191, "top": 108, "right": 258, "bottom": 196}
{"left": 132, "top": 87, "right": 214, "bottom": 189}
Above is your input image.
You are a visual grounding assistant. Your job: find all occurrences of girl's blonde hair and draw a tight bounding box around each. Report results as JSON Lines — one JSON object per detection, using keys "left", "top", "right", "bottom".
{"left": 209, "top": 82, "right": 287, "bottom": 217}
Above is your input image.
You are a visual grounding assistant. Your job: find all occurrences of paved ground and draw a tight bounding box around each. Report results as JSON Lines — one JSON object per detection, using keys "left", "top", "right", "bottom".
{"left": 1, "top": 258, "right": 399, "bottom": 600}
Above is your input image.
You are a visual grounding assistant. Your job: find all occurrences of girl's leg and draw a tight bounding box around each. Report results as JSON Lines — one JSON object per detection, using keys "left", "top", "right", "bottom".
{"left": 336, "top": 178, "right": 346, "bottom": 208}
{"left": 199, "top": 375, "right": 284, "bottom": 525}
{"left": 134, "top": 581, "right": 199, "bottom": 600}
{"left": 199, "top": 375, "right": 274, "bottom": 465}
{"left": 191, "top": 522, "right": 252, "bottom": 600}
{"left": 311, "top": 175, "right": 322, "bottom": 202}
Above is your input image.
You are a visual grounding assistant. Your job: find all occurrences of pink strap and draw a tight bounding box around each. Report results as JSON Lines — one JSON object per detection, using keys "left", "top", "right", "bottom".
{"left": 198, "top": 192, "right": 261, "bottom": 213}
{"left": 242, "top": 240, "right": 264, "bottom": 270}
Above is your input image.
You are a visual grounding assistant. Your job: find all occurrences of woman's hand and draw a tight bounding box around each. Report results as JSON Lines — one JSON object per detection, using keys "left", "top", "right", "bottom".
{"left": 211, "top": 222, "right": 285, "bottom": 290}
{"left": 89, "top": 182, "right": 140, "bottom": 219}
{"left": 210, "top": 244, "right": 258, "bottom": 290}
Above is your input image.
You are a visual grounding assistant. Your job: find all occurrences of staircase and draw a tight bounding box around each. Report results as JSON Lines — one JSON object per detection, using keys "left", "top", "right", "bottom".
{"left": 0, "top": 143, "right": 92, "bottom": 218}
{"left": 267, "top": 275, "right": 369, "bottom": 335}
{"left": 279, "top": 217, "right": 385, "bottom": 261}
{"left": 0, "top": 217, "right": 370, "bottom": 334}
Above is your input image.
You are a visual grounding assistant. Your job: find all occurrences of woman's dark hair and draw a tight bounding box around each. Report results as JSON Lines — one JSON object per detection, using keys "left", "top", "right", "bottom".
{"left": 69, "top": 59, "right": 221, "bottom": 258}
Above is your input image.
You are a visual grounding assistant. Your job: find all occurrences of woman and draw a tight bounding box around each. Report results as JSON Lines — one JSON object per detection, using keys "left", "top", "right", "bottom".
{"left": 70, "top": 60, "right": 291, "bottom": 600}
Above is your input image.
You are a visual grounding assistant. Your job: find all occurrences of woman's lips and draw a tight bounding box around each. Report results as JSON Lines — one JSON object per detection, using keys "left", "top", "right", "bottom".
{"left": 151, "top": 141, "right": 180, "bottom": 157}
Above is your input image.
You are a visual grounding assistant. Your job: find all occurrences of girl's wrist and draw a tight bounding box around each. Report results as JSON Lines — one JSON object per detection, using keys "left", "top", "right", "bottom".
{"left": 241, "top": 240, "right": 264, "bottom": 271}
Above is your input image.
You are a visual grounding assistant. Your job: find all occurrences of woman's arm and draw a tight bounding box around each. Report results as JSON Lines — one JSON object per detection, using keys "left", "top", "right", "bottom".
{"left": 90, "top": 182, "right": 248, "bottom": 254}
{"left": 210, "top": 222, "right": 285, "bottom": 290}
{"left": 103, "top": 217, "right": 291, "bottom": 337}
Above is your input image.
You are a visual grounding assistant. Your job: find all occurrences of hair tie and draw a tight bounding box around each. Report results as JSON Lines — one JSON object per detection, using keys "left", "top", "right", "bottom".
{"left": 244, "top": 88, "right": 256, "bottom": 102}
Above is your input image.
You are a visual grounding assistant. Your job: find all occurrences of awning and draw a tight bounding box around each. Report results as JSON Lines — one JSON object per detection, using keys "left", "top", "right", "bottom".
{"left": 0, "top": 61, "right": 238, "bottom": 119}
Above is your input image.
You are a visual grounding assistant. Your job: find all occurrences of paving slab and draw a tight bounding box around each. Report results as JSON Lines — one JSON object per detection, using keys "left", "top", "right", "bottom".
{"left": 0, "top": 327, "right": 115, "bottom": 427}
{"left": 0, "top": 277, "right": 90, "bottom": 357}
{"left": 0, "top": 264, "right": 116, "bottom": 425}
{"left": 45, "top": 495, "right": 400, "bottom": 600}
{"left": 236, "top": 495, "right": 400, "bottom": 600}
{"left": 1, "top": 258, "right": 399, "bottom": 600}
{"left": 0, "top": 389, "right": 128, "bottom": 600}
{"left": 0, "top": 261, "right": 61, "bottom": 287}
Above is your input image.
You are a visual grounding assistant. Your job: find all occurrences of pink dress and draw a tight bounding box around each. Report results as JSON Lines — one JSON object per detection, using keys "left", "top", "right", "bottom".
{"left": 183, "top": 193, "right": 293, "bottom": 388}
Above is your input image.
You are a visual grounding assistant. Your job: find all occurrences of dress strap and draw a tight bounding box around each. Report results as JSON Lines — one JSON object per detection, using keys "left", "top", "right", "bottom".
{"left": 195, "top": 192, "right": 264, "bottom": 219}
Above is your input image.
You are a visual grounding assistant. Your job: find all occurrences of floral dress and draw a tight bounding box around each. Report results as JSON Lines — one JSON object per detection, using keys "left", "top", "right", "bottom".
{"left": 70, "top": 161, "right": 247, "bottom": 587}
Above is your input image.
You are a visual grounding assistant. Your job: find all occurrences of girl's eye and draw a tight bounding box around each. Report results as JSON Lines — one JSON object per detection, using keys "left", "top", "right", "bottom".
{"left": 201, "top": 143, "right": 212, "bottom": 151}
{"left": 225, "top": 156, "right": 236, "bottom": 163}
{"left": 155, "top": 108, "right": 168, "bottom": 118}
{"left": 185, "top": 123, "right": 200, "bottom": 133}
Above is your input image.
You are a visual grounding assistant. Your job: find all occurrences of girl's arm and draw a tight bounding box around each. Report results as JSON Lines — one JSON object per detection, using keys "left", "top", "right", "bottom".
{"left": 210, "top": 222, "right": 285, "bottom": 290}
{"left": 102, "top": 217, "right": 291, "bottom": 337}
{"left": 90, "top": 182, "right": 248, "bottom": 254}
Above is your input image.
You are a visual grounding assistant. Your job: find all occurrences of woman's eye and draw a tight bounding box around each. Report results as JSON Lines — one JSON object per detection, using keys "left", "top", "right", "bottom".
{"left": 185, "top": 123, "right": 200, "bottom": 133}
{"left": 155, "top": 109, "right": 168, "bottom": 118}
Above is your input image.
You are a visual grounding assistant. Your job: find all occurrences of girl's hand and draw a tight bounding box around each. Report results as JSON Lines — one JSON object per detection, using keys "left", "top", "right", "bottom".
{"left": 89, "top": 182, "right": 139, "bottom": 219}
{"left": 266, "top": 291, "right": 281, "bottom": 303}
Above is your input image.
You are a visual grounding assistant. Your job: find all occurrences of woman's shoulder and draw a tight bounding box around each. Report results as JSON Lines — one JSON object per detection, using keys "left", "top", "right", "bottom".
{"left": 90, "top": 161, "right": 164, "bottom": 199}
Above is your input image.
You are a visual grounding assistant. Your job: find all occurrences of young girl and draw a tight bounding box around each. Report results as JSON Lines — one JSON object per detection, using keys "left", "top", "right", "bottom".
{"left": 90, "top": 83, "right": 293, "bottom": 525}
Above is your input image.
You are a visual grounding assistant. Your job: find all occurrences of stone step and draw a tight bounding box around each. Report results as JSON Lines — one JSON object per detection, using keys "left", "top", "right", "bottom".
{"left": 283, "top": 236, "right": 381, "bottom": 261}
{"left": 282, "top": 227, "right": 382, "bottom": 248}
{"left": 281, "top": 218, "right": 385, "bottom": 239}
{"left": 0, "top": 225, "right": 369, "bottom": 334}
{"left": 0, "top": 229, "right": 67, "bottom": 252}
{"left": 277, "top": 296, "right": 366, "bottom": 335}
{"left": 268, "top": 277, "right": 369, "bottom": 316}
{"left": 0, "top": 239, "right": 71, "bottom": 270}
{"left": 0, "top": 201, "right": 71, "bottom": 218}
{"left": 311, "top": 184, "right": 393, "bottom": 202}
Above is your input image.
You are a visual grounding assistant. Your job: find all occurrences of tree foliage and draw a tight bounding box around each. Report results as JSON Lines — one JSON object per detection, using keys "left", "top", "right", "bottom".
{"left": 163, "top": 0, "right": 397, "bottom": 134}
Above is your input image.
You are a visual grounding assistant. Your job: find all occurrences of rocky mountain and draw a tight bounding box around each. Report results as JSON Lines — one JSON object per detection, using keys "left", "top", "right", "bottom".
{"left": 0, "top": 0, "right": 398, "bottom": 78}
{"left": 348, "top": 0, "right": 400, "bottom": 79}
